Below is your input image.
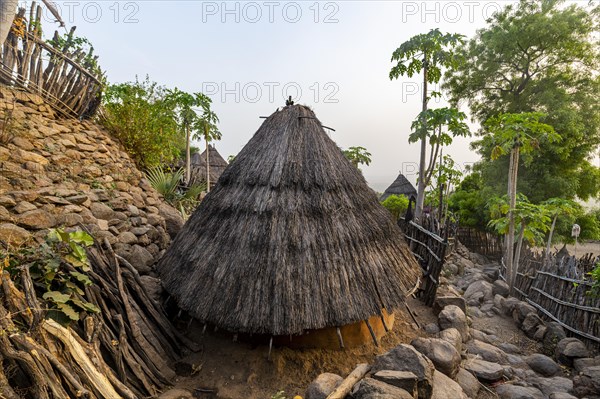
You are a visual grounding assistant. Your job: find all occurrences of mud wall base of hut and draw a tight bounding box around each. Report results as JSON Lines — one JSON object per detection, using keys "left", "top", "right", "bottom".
{"left": 273, "top": 310, "right": 395, "bottom": 350}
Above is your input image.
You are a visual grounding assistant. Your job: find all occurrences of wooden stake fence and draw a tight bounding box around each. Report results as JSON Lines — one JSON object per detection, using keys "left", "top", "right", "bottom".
{"left": 0, "top": 4, "right": 102, "bottom": 119}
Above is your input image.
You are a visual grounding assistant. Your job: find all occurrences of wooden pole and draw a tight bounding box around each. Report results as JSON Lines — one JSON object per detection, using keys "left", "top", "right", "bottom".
{"left": 326, "top": 363, "right": 370, "bottom": 399}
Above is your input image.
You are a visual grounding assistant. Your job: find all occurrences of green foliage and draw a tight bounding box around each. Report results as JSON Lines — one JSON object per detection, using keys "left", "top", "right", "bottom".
{"left": 2, "top": 229, "right": 99, "bottom": 324}
{"left": 381, "top": 195, "right": 409, "bottom": 220}
{"left": 47, "top": 33, "right": 103, "bottom": 78}
{"left": 574, "top": 212, "right": 600, "bottom": 241}
{"left": 389, "top": 29, "right": 465, "bottom": 87}
{"left": 448, "top": 172, "right": 492, "bottom": 230}
{"left": 487, "top": 194, "right": 550, "bottom": 245}
{"left": 409, "top": 108, "right": 470, "bottom": 145}
{"left": 100, "top": 76, "right": 183, "bottom": 169}
{"left": 144, "top": 166, "right": 206, "bottom": 216}
{"left": 444, "top": 0, "right": 600, "bottom": 202}
{"left": 586, "top": 262, "right": 600, "bottom": 298}
{"left": 343, "top": 146, "right": 372, "bottom": 168}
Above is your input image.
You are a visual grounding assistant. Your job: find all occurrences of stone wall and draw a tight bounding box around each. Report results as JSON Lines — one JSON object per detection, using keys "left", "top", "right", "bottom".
{"left": 0, "top": 85, "right": 183, "bottom": 284}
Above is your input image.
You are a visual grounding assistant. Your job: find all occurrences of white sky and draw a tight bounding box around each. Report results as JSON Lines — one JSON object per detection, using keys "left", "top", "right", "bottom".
{"left": 25, "top": 0, "right": 597, "bottom": 192}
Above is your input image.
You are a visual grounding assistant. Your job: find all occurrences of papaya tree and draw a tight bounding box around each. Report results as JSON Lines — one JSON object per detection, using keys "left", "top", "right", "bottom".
{"left": 484, "top": 112, "right": 559, "bottom": 290}
{"left": 343, "top": 146, "right": 372, "bottom": 168}
{"left": 193, "top": 109, "right": 221, "bottom": 192}
{"left": 389, "top": 29, "right": 465, "bottom": 222}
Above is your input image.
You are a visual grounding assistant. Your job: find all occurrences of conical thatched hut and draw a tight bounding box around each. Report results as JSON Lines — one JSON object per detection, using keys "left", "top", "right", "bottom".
{"left": 158, "top": 105, "right": 421, "bottom": 348}
{"left": 189, "top": 145, "right": 228, "bottom": 189}
{"left": 380, "top": 173, "right": 417, "bottom": 201}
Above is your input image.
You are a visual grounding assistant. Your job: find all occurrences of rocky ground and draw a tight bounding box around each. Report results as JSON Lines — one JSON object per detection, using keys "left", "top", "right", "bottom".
{"left": 303, "top": 243, "right": 600, "bottom": 399}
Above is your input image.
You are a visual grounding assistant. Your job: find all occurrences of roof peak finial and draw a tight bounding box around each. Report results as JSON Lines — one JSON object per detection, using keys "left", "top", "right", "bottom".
{"left": 285, "top": 96, "right": 294, "bottom": 106}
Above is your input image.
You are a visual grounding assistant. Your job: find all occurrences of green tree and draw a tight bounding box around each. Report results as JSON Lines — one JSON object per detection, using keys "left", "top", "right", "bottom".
{"left": 540, "top": 198, "right": 578, "bottom": 259}
{"left": 343, "top": 146, "right": 372, "bottom": 168}
{"left": 193, "top": 109, "right": 221, "bottom": 192}
{"left": 444, "top": 0, "right": 600, "bottom": 202}
{"left": 167, "top": 89, "right": 213, "bottom": 184}
{"left": 389, "top": 29, "right": 465, "bottom": 222}
{"left": 381, "top": 195, "right": 410, "bottom": 221}
{"left": 485, "top": 112, "right": 559, "bottom": 292}
{"left": 100, "top": 77, "right": 181, "bottom": 168}
{"left": 428, "top": 154, "right": 463, "bottom": 224}
{"left": 410, "top": 107, "right": 470, "bottom": 193}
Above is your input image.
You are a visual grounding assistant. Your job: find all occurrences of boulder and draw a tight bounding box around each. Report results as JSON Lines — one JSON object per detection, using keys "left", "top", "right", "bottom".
{"left": 411, "top": 337, "right": 461, "bottom": 379}
{"left": 543, "top": 322, "right": 566, "bottom": 354}
{"left": 90, "top": 202, "right": 115, "bottom": 220}
{"left": 466, "top": 340, "right": 508, "bottom": 364}
{"left": 424, "top": 323, "right": 440, "bottom": 335}
{"left": 464, "top": 358, "right": 504, "bottom": 382}
{"left": 372, "top": 370, "right": 417, "bottom": 397}
{"left": 433, "top": 296, "right": 466, "bottom": 315}
{"left": 431, "top": 370, "right": 467, "bottom": 399}
{"left": 13, "top": 201, "right": 37, "bottom": 214}
{"left": 118, "top": 232, "right": 138, "bottom": 245}
{"left": 521, "top": 313, "right": 545, "bottom": 338}
{"left": 125, "top": 245, "right": 154, "bottom": 274}
{"left": 498, "top": 342, "right": 521, "bottom": 354}
{"left": 438, "top": 305, "right": 469, "bottom": 342}
{"left": 530, "top": 376, "right": 573, "bottom": 397}
{"left": 573, "top": 357, "right": 600, "bottom": 373}
{"left": 533, "top": 326, "right": 547, "bottom": 342}
{"left": 572, "top": 366, "right": 600, "bottom": 398}
{"left": 555, "top": 338, "right": 589, "bottom": 366}
{"left": 351, "top": 378, "right": 413, "bottom": 399}
{"left": 438, "top": 328, "right": 462, "bottom": 353}
{"left": 463, "top": 280, "right": 494, "bottom": 304}
{"left": 512, "top": 302, "right": 537, "bottom": 325}
{"left": 305, "top": 373, "right": 343, "bottom": 399}
{"left": 158, "top": 203, "right": 184, "bottom": 239}
{"left": 502, "top": 297, "right": 521, "bottom": 316}
{"left": 525, "top": 354, "right": 561, "bottom": 377}
{"left": 495, "top": 384, "right": 544, "bottom": 399}
{"left": 455, "top": 368, "right": 479, "bottom": 399}
{"left": 493, "top": 279, "right": 510, "bottom": 297}
{"left": 0, "top": 223, "right": 31, "bottom": 245}
{"left": 372, "top": 344, "right": 435, "bottom": 399}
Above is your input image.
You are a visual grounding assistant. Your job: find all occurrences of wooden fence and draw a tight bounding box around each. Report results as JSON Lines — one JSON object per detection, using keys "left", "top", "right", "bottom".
{"left": 500, "top": 250, "right": 600, "bottom": 349}
{"left": 399, "top": 218, "right": 449, "bottom": 306}
{"left": 456, "top": 227, "right": 503, "bottom": 259}
{"left": 0, "top": 4, "right": 102, "bottom": 118}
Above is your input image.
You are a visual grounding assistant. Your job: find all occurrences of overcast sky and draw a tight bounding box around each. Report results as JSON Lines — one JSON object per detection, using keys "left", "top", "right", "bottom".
{"left": 27, "top": 0, "right": 593, "bottom": 192}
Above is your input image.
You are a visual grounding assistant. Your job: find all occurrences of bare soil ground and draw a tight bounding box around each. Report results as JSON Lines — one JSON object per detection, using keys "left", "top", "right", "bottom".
{"left": 170, "top": 297, "right": 427, "bottom": 399}
{"left": 544, "top": 241, "right": 600, "bottom": 257}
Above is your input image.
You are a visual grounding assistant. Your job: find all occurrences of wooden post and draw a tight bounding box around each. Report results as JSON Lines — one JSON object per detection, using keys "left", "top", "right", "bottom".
{"left": 326, "top": 363, "right": 371, "bottom": 399}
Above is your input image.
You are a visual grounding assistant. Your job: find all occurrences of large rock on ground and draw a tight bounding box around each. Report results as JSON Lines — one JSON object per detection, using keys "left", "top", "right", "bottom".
{"left": 543, "top": 322, "right": 566, "bottom": 354}
{"left": 305, "top": 373, "right": 343, "bottom": 399}
{"left": 555, "top": 338, "right": 589, "bottom": 367}
{"left": 466, "top": 339, "right": 508, "bottom": 364}
{"left": 513, "top": 302, "right": 537, "bottom": 325}
{"left": 351, "top": 378, "right": 413, "bottom": 399}
{"left": 572, "top": 366, "right": 600, "bottom": 398}
{"left": 464, "top": 358, "right": 504, "bottom": 382}
{"left": 455, "top": 368, "right": 480, "bottom": 399}
{"left": 530, "top": 376, "right": 574, "bottom": 397}
{"left": 438, "top": 305, "right": 469, "bottom": 342}
{"left": 463, "top": 280, "right": 494, "bottom": 304}
{"left": 431, "top": 370, "right": 467, "bottom": 399}
{"left": 158, "top": 203, "right": 184, "bottom": 239}
{"left": 438, "top": 328, "right": 462, "bottom": 353}
{"left": 496, "top": 384, "right": 544, "bottom": 399}
{"left": 372, "top": 344, "right": 435, "bottom": 399}
{"left": 521, "top": 313, "right": 545, "bottom": 338}
{"left": 525, "top": 354, "right": 561, "bottom": 377}
{"left": 372, "top": 370, "right": 417, "bottom": 398}
{"left": 0, "top": 223, "right": 31, "bottom": 245}
{"left": 411, "top": 337, "right": 461, "bottom": 379}
{"left": 433, "top": 296, "right": 466, "bottom": 315}
{"left": 492, "top": 279, "right": 510, "bottom": 297}
{"left": 17, "top": 209, "right": 55, "bottom": 229}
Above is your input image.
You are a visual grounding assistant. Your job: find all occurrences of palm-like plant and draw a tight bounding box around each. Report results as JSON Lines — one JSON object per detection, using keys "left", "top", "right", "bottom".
{"left": 193, "top": 109, "right": 221, "bottom": 192}
{"left": 145, "top": 166, "right": 206, "bottom": 217}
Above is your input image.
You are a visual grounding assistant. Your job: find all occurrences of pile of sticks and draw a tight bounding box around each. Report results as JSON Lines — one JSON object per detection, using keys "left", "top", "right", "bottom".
{"left": 0, "top": 238, "right": 189, "bottom": 398}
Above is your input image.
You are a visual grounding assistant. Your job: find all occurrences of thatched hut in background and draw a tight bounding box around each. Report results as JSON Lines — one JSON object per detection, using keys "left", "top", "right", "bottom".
{"left": 158, "top": 105, "right": 421, "bottom": 348}
{"left": 189, "top": 145, "right": 228, "bottom": 190}
{"left": 380, "top": 173, "right": 417, "bottom": 201}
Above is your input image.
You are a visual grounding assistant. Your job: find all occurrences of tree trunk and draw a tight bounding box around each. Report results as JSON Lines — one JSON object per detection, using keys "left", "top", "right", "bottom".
{"left": 506, "top": 147, "right": 520, "bottom": 292}
{"left": 205, "top": 138, "right": 210, "bottom": 192}
{"left": 185, "top": 126, "right": 191, "bottom": 185}
{"left": 513, "top": 221, "right": 525, "bottom": 285}
{"left": 415, "top": 64, "right": 429, "bottom": 222}
{"left": 0, "top": 0, "right": 19, "bottom": 48}
{"left": 545, "top": 215, "right": 558, "bottom": 263}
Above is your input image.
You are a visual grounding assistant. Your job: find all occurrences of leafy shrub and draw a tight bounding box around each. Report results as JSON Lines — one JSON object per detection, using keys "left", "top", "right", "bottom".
{"left": 381, "top": 194, "right": 409, "bottom": 220}
{"left": 145, "top": 166, "right": 206, "bottom": 217}
{"left": 2, "top": 229, "right": 99, "bottom": 324}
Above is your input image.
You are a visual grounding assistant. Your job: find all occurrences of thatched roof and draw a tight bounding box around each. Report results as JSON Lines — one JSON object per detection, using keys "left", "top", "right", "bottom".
{"left": 380, "top": 174, "right": 417, "bottom": 201}
{"left": 189, "top": 145, "right": 228, "bottom": 187}
{"left": 157, "top": 105, "right": 421, "bottom": 336}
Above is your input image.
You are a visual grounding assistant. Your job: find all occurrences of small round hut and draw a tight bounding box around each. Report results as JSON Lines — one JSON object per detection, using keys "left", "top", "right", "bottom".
{"left": 158, "top": 105, "right": 421, "bottom": 348}
{"left": 380, "top": 173, "right": 417, "bottom": 202}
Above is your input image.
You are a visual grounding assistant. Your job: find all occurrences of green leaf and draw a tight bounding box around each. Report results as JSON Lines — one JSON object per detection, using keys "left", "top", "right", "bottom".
{"left": 65, "top": 281, "right": 85, "bottom": 296}
{"left": 57, "top": 303, "right": 80, "bottom": 321}
{"left": 70, "top": 271, "right": 92, "bottom": 286}
{"left": 71, "top": 298, "right": 100, "bottom": 313}
{"left": 43, "top": 291, "right": 71, "bottom": 304}
{"left": 69, "top": 231, "right": 94, "bottom": 247}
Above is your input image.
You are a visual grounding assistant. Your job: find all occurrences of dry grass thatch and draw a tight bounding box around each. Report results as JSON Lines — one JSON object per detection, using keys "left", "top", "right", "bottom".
{"left": 189, "top": 145, "right": 228, "bottom": 187}
{"left": 380, "top": 174, "right": 417, "bottom": 201}
{"left": 158, "top": 105, "right": 421, "bottom": 336}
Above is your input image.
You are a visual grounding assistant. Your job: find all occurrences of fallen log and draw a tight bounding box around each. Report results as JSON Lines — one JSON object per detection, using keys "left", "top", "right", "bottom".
{"left": 326, "top": 363, "right": 371, "bottom": 399}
